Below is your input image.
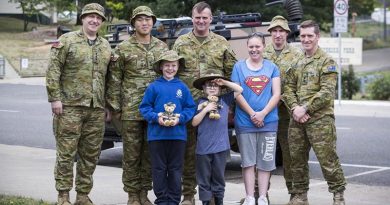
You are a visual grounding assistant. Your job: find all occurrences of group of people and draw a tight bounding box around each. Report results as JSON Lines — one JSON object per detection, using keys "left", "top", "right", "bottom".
{"left": 46, "top": 2, "right": 346, "bottom": 205}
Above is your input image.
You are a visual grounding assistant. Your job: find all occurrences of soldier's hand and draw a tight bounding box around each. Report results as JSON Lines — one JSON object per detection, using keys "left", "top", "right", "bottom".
{"left": 298, "top": 113, "right": 310, "bottom": 123}
{"left": 292, "top": 105, "right": 307, "bottom": 121}
{"left": 51, "top": 101, "right": 63, "bottom": 115}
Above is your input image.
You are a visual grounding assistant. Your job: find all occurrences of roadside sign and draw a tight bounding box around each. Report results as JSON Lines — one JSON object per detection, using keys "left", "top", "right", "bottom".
{"left": 334, "top": 0, "right": 348, "bottom": 17}
{"left": 21, "top": 58, "right": 29, "bottom": 69}
{"left": 319, "top": 38, "right": 362, "bottom": 65}
{"left": 334, "top": 0, "right": 348, "bottom": 33}
{"left": 334, "top": 16, "right": 348, "bottom": 33}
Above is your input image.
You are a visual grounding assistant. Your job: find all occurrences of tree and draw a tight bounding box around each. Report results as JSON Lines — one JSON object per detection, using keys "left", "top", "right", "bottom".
{"left": 106, "top": 0, "right": 124, "bottom": 22}
{"left": 341, "top": 65, "right": 360, "bottom": 100}
{"left": 10, "top": 0, "right": 48, "bottom": 31}
{"left": 368, "top": 73, "right": 390, "bottom": 100}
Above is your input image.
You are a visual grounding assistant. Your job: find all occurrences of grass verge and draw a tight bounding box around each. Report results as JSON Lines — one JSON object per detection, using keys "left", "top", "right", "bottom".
{"left": 0, "top": 194, "right": 54, "bottom": 205}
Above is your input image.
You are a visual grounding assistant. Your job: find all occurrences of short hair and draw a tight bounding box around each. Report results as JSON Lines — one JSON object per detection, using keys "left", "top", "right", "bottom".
{"left": 300, "top": 20, "right": 320, "bottom": 35}
{"left": 192, "top": 1, "right": 212, "bottom": 15}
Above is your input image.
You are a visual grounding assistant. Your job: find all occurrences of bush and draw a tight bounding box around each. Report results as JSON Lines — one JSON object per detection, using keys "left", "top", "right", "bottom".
{"left": 336, "top": 65, "right": 360, "bottom": 99}
{"left": 367, "top": 73, "right": 390, "bottom": 100}
{"left": 0, "top": 195, "right": 53, "bottom": 205}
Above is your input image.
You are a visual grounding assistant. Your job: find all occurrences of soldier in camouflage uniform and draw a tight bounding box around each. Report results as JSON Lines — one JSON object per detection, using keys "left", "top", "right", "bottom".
{"left": 263, "top": 15, "right": 302, "bottom": 199}
{"left": 106, "top": 6, "right": 169, "bottom": 205}
{"left": 283, "top": 20, "right": 346, "bottom": 205}
{"left": 46, "top": 3, "right": 111, "bottom": 205}
{"left": 172, "top": 2, "right": 237, "bottom": 205}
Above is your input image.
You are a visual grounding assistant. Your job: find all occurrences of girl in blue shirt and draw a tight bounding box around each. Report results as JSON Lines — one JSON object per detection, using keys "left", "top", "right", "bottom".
{"left": 231, "top": 33, "right": 281, "bottom": 205}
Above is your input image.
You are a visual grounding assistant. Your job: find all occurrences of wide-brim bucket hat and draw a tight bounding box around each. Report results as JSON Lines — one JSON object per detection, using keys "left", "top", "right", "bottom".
{"left": 193, "top": 69, "right": 231, "bottom": 90}
{"left": 130, "top": 6, "right": 157, "bottom": 27}
{"left": 153, "top": 50, "right": 186, "bottom": 74}
{"left": 267, "top": 15, "right": 290, "bottom": 32}
{"left": 80, "top": 3, "right": 106, "bottom": 21}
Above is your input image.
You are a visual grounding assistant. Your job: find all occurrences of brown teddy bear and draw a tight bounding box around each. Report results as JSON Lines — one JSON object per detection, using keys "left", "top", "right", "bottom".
{"left": 158, "top": 102, "right": 180, "bottom": 126}
{"left": 199, "top": 95, "right": 223, "bottom": 120}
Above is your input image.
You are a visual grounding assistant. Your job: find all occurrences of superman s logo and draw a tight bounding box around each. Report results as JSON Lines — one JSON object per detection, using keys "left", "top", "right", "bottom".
{"left": 245, "top": 75, "right": 270, "bottom": 95}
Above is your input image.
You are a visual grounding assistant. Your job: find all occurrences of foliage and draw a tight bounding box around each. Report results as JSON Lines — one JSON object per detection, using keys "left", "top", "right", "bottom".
{"left": 106, "top": 0, "right": 124, "bottom": 22}
{"left": 9, "top": 0, "right": 48, "bottom": 31}
{"left": 48, "top": 0, "right": 75, "bottom": 14}
{"left": 0, "top": 194, "right": 54, "bottom": 205}
{"left": 367, "top": 72, "right": 390, "bottom": 100}
{"left": 340, "top": 65, "right": 360, "bottom": 99}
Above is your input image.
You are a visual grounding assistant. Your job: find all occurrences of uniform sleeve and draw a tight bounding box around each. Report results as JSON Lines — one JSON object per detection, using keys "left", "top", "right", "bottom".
{"left": 105, "top": 46, "right": 123, "bottom": 111}
{"left": 172, "top": 37, "right": 182, "bottom": 53}
{"left": 282, "top": 64, "right": 299, "bottom": 111}
{"left": 306, "top": 58, "right": 338, "bottom": 114}
{"left": 178, "top": 85, "right": 196, "bottom": 125}
{"left": 46, "top": 37, "right": 68, "bottom": 102}
{"left": 223, "top": 44, "right": 237, "bottom": 78}
{"left": 139, "top": 85, "right": 159, "bottom": 123}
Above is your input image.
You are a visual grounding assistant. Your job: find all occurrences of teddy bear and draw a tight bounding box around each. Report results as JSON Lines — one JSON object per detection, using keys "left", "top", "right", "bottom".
{"left": 199, "top": 95, "right": 223, "bottom": 120}
{"left": 158, "top": 102, "right": 180, "bottom": 126}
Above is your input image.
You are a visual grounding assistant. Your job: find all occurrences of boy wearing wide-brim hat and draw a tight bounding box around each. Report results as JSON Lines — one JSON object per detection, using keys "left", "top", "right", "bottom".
{"left": 139, "top": 50, "right": 196, "bottom": 205}
{"left": 191, "top": 70, "right": 242, "bottom": 205}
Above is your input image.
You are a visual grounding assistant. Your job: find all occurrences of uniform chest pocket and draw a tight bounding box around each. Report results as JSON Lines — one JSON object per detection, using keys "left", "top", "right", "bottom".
{"left": 124, "top": 54, "right": 138, "bottom": 69}
{"left": 67, "top": 43, "right": 89, "bottom": 65}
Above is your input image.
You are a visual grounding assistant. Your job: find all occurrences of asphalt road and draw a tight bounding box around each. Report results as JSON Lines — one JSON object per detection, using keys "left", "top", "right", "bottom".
{"left": 1, "top": 83, "right": 390, "bottom": 187}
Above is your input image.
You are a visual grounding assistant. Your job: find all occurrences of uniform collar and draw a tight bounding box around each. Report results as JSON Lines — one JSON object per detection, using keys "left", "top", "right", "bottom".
{"left": 188, "top": 30, "right": 216, "bottom": 45}
{"left": 77, "top": 28, "right": 102, "bottom": 45}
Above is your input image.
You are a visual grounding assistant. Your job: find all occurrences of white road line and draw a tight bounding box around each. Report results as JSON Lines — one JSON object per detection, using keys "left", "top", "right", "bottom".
{"left": 336, "top": 127, "right": 351, "bottom": 130}
{"left": 0, "top": 109, "right": 19, "bottom": 113}
{"left": 344, "top": 168, "right": 390, "bottom": 179}
{"left": 308, "top": 160, "right": 390, "bottom": 169}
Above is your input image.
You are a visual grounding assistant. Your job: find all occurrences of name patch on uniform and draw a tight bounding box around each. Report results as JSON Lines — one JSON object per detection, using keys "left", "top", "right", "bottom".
{"left": 328, "top": 65, "right": 336, "bottom": 72}
{"left": 51, "top": 42, "right": 62, "bottom": 48}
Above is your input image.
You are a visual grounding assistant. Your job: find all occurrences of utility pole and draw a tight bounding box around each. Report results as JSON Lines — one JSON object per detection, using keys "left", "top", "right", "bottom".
{"left": 384, "top": 0, "right": 387, "bottom": 41}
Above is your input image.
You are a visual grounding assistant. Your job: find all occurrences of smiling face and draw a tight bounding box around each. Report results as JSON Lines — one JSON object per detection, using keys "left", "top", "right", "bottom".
{"left": 81, "top": 13, "right": 103, "bottom": 35}
{"left": 192, "top": 8, "right": 212, "bottom": 36}
{"left": 247, "top": 35, "right": 265, "bottom": 61}
{"left": 202, "top": 80, "right": 221, "bottom": 96}
{"left": 299, "top": 26, "right": 320, "bottom": 56}
{"left": 133, "top": 15, "right": 154, "bottom": 36}
{"left": 161, "top": 60, "right": 179, "bottom": 81}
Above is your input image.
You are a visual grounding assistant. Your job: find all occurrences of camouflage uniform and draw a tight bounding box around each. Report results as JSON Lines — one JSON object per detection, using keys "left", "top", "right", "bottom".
{"left": 46, "top": 27, "right": 111, "bottom": 196}
{"left": 263, "top": 43, "right": 301, "bottom": 193}
{"left": 283, "top": 47, "right": 346, "bottom": 194}
{"left": 173, "top": 31, "right": 237, "bottom": 198}
{"left": 106, "top": 34, "right": 168, "bottom": 195}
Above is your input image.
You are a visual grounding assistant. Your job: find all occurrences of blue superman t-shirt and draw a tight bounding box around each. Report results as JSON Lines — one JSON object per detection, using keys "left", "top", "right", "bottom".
{"left": 231, "top": 59, "right": 280, "bottom": 134}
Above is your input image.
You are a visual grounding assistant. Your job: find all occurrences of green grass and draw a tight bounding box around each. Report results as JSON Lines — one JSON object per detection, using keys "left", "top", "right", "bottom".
{"left": 0, "top": 195, "right": 54, "bottom": 205}
{"left": 0, "top": 16, "right": 40, "bottom": 33}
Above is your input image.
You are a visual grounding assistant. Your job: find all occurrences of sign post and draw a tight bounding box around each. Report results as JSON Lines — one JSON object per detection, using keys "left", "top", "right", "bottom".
{"left": 334, "top": 0, "right": 348, "bottom": 104}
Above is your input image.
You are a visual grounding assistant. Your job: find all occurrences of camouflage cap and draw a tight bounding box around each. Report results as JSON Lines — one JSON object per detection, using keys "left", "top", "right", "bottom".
{"left": 130, "top": 6, "right": 157, "bottom": 27}
{"left": 193, "top": 69, "right": 231, "bottom": 90}
{"left": 154, "top": 50, "right": 186, "bottom": 74}
{"left": 80, "top": 3, "right": 106, "bottom": 21}
{"left": 267, "top": 15, "right": 290, "bottom": 32}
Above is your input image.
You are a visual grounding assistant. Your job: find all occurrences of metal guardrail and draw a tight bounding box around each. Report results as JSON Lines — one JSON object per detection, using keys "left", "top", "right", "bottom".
{"left": 0, "top": 57, "right": 5, "bottom": 79}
